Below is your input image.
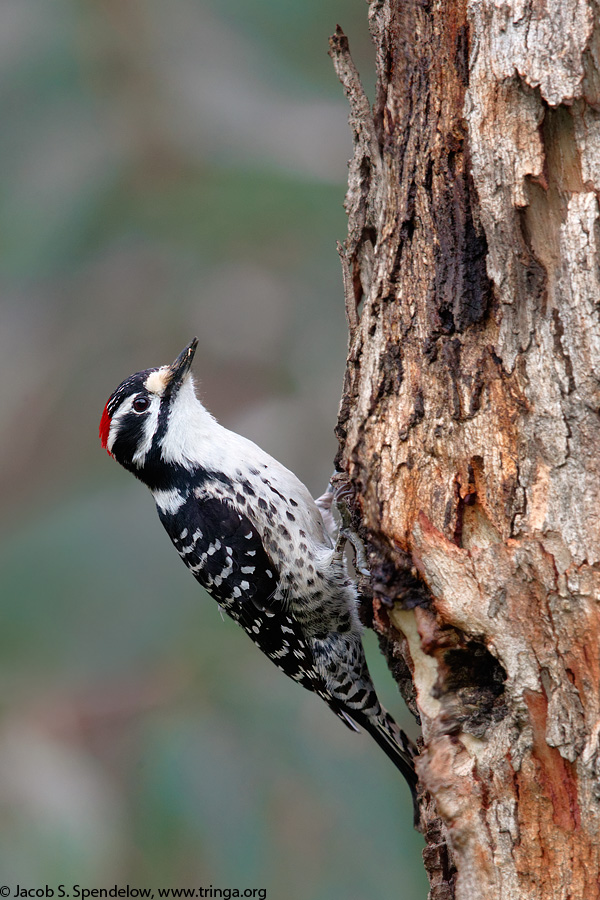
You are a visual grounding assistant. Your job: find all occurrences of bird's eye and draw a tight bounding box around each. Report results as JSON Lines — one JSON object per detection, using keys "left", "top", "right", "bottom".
{"left": 133, "top": 396, "right": 150, "bottom": 413}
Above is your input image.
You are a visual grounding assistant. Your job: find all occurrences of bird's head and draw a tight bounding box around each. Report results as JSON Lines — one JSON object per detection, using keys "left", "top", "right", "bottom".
{"left": 99, "top": 338, "right": 200, "bottom": 480}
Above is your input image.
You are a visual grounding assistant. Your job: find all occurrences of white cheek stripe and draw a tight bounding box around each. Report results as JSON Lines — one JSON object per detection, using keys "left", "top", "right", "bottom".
{"left": 132, "top": 402, "right": 160, "bottom": 467}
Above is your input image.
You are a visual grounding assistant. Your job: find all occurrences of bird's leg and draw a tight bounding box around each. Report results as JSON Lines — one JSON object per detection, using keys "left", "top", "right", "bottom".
{"left": 316, "top": 474, "right": 370, "bottom": 576}
{"left": 329, "top": 479, "right": 370, "bottom": 577}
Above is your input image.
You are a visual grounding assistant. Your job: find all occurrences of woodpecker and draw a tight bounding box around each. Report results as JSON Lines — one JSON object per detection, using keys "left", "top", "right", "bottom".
{"left": 100, "top": 339, "right": 418, "bottom": 806}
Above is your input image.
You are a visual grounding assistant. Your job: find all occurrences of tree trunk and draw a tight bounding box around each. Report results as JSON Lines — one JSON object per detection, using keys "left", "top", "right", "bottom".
{"left": 330, "top": 2, "right": 600, "bottom": 898}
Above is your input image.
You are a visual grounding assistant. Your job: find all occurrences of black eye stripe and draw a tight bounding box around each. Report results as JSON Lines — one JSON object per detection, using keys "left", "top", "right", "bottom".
{"left": 110, "top": 411, "right": 147, "bottom": 463}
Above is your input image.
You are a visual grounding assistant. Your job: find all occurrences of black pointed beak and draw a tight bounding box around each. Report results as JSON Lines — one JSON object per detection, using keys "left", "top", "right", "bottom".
{"left": 166, "top": 337, "right": 198, "bottom": 389}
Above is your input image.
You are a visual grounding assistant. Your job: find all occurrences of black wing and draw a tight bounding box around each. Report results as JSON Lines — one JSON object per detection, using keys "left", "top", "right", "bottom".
{"left": 157, "top": 492, "right": 328, "bottom": 693}
{"left": 158, "top": 493, "right": 279, "bottom": 612}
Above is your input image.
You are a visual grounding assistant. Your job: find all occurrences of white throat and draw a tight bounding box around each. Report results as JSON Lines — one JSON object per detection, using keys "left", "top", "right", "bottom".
{"left": 159, "top": 377, "right": 220, "bottom": 470}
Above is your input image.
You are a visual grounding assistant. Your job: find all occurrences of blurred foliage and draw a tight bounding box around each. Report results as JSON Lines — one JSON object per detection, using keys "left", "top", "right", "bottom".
{"left": 0, "top": 2, "right": 427, "bottom": 898}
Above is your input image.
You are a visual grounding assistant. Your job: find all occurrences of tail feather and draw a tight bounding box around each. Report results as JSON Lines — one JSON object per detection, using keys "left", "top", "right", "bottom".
{"left": 352, "top": 709, "right": 420, "bottom": 825}
{"left": 333, "top": 707, "right": 362, "bottom": 733}
{"left": 367, "top": 717, "right": 418, "bottom": 789}
{"left": 330, "top": 699, "right": 418, "bottom": 784}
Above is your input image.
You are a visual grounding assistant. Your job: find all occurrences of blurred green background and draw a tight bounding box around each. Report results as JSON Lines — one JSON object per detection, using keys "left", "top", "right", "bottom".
{"left": 0, "top": 1, "right": 426, "bottom": 897}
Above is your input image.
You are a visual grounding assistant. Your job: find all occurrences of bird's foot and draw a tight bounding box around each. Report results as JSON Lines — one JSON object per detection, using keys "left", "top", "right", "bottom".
{"left": 329, "top": 476, "right": 370, "bottom": 577}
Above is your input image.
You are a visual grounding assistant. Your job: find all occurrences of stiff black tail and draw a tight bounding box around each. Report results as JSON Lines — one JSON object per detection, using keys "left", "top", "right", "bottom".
{"left": 353, "top": 710, "right": 420, "bottom": 826}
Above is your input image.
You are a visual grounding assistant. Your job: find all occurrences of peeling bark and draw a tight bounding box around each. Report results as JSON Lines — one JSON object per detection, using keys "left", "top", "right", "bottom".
{"left": 331, "top": 2, "right": 600, "bottom": 898}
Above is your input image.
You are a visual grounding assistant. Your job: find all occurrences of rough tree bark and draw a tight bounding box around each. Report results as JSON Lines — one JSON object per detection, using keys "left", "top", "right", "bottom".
{"left": 330, "top": 2, "right": 600, "bottom": 899}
